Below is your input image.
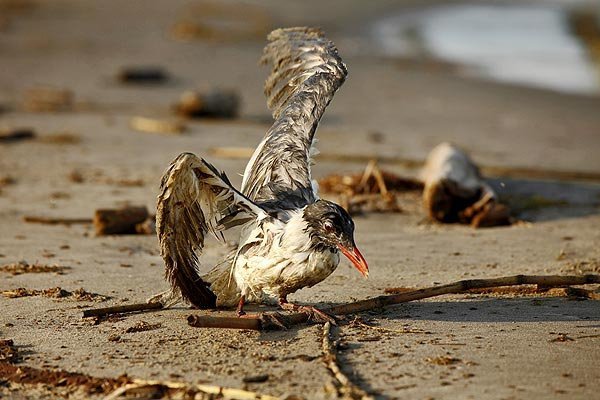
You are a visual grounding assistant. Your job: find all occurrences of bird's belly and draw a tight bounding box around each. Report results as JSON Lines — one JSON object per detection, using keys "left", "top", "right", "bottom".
{"left": 235, "top": 248, "right": 340, "bottom": 302}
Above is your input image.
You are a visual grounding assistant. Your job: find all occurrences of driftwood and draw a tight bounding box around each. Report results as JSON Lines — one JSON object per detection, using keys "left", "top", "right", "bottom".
{"left": 129, "top": 116, "right": 185, "bottom": 135}
{"left": 82, "top": 302, "right": 163, "bottom": 318}
{"left": 117, "top": 66, "right": 169, "bottom": 84}
{"left": 421, "top": 142, "right": 510, "bottom": 227}
{"left": 174, "top": 89, "right": 240, "bottom": 119}
{"left": 22, "top": 86, "right": 73, "bottom": 112}
{"left": 187, "top": 274, "right": 599, "bottom": 331}
{"left": 94, "top": 206, "right": 149, "bottom": 235}
{"left": 0, "top": 128, "right": 36, "bottom": 143}
{"left": 318, "top": 160, "right": 422, "bottom": 215}
{"left": 23, "top": 215, "right": 92, "bottom": 225}
{"left": 104, "top": 378, "right": 280, "bottom": 400}
{"left": 322, "top": 322, "right": 375, "bottom": 400}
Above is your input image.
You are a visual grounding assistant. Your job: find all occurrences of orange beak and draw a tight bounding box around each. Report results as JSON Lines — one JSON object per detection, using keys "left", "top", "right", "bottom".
{"left": 339, "top": 244, "right": 369, "bottom": 278}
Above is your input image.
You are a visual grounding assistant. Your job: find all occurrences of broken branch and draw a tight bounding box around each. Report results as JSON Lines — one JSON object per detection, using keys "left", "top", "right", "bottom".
{"left": 322, "top": 322, "right": 375, "bottom": 400}
{"left": 187, "top": 274, "right": 599, "bottom": 331}
{"left": 82, "top": 302, "right": 163, "bottom": 318}
{"left": 23, "top": 215, "right": 92, "bottom": 225}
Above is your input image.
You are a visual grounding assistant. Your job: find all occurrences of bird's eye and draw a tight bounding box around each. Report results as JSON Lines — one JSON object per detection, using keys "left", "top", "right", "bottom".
{"left": 323, "top": 221, "right": 335, "bottom": 233}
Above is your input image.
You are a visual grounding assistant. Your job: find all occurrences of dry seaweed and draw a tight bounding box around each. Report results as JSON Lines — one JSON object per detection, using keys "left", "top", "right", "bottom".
{"left": 2, "top": 287, "right": 109, "bottom": 301}
{"left": 0, "top": 261, "right": 69, "bottom": 275}
{"left": 318, "top": 160, "right": 422, "bottom": 215}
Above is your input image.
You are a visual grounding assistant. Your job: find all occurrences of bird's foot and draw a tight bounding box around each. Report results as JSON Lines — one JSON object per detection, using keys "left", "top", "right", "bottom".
{"left": 279, "top": 302, "right": 337, "bottom": 325}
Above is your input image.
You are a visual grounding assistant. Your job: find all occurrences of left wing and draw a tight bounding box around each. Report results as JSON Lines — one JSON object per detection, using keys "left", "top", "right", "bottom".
{"left": 241, "top": 27, "right": 348, "bottom": 209}
{"left": 156, "top": 152, "right": 265, "bottom": 308}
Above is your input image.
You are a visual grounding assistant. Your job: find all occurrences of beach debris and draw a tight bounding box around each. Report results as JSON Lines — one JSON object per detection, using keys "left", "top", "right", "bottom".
{"left": 117, "top": 66, "right": 169, "bottom": 84}
{"left": 94, "top": 206, "right": 150, "bottom": 235}
{"left": 318, "top": 160, "right": 422, "bottom": 215}
{"left": 37, "top": 132, "right": 81, "bottom": 144}
{"left": 426, "top": 356, "right": 461, "bottom": 366}
{"left": 421, "top": 142, "right": 511, "bottom": 227}
{"left": 0, "top": 364, "right": 131, "bottom": 395}
{"left": 82, "top": 302, "right": 163, "bottom": 319}
{"left": 174, "top": 89, "right": 240, "bottom": 119}
{"left": 23, "top": 215, "right": 92, "bottom": 225}
{"left": 322, "top": 322, "right": 376, "bottom": 400}
{"left": 104, "top": 378, "right": 280, "bottom": 400}
{"left": 0, "top": 339, "right": 20, "bottom": 364}
{"left": 1, "top": 287, "right": 109, "bottom": 301}
{"left": 187, "top": 274, "right": 600, "bottom": 331}
{"left": 0, "top": 127, "right": 36, "bottom": 143}
{"left": 242, "top": 374, "right": 270, "bottom": 384}
{"left": 130, "top": 116, "right": 185, "bottom": 134}
{"left": 0, "top": 261, "right": 69, "bottom": 275}
{"left": 135, "top": 217, "right": 156, "bottom": 235}
{"left": 125, "top": 321, "right": 161, "bottom": 333}
{"left": 21, "top": 86, "right": 73, "bottom": 112}
{"left": 169, "top": 1, "right": 270, "bottom": 43}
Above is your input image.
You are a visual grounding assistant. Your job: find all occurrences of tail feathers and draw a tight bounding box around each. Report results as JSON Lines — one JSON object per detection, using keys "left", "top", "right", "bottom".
{"left": 203, "top": 261, "right": 242, "bottom": 308}
{"left": 166, "top": 255, "right": 217, "bottom": 308}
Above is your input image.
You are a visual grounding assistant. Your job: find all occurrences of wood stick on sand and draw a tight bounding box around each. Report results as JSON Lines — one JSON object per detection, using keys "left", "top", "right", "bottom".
{"left": 187, "top": 274, "right": 600, "bottom": 331}
{"left": 104, "top": 378, "right": 280, "bottom": 400}
{"left": 23, "top": 215, "right": 93, "bottom": 225}
{"left": 322, "top": 322, "right": 375, "bottom": 400}
{"left": 82, "top": 302, "right": 163, "bottom": 318}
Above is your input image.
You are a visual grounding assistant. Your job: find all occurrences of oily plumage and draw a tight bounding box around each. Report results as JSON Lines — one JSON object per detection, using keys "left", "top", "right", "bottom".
{"left": 156, "top": 27, "right": 363, "bottom": 311}
{"left": 242, "top": 27, "right": 347, "bottom": 209}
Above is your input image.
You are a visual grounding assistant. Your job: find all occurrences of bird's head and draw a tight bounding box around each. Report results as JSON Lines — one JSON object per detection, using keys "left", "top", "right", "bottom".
{"left": 303, "top": 199, "right": 369, "bottom": 278}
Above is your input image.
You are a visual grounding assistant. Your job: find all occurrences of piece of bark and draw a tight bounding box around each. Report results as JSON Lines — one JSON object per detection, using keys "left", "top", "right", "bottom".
{"left": 23, "top": 215, "right": 92, "bottom": 225}
{"left": 94, "top": 206, "right": 149, "bottom": 235}
{"left": 0, "top": 128, "right": 36, "bottom": 143}
{"left": 421, "top": 142, "right": 510, "bottom": 226}
{"left": 135, "top": 218, "right": 156, "bottom": 235}
{"left": 82, "top": 302, "right": 163, "bottom": 318}
{"left": 174, "top": 89, "right": 240, "bottom": 119}
{"left": 117, "top": 66, "right": 169, "bottom": 84}
{"left": 22, "top": 86, "right": 73, "bottom": 112}
{"left": 130, "top": 116, "right": 185, "bottom": 135}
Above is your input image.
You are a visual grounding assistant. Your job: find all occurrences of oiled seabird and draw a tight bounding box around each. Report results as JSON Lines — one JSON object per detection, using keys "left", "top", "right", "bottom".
{"left": 154, "top": 27, "right": 369, "bottom": 321}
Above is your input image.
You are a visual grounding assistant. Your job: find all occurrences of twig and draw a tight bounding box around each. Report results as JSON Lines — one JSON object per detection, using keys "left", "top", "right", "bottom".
{"left": 82, "top": 302, "right": 163, "bottom": 318}
{"left": 187, "top": 274, "right": 600, "bottom": 331}
{"left": 322, "top": 322, "right": 375, "bottom": 400}
{"left": 23, "top": 215, "right": 93, "bottom": 225}
{"left": 104, "top": 378, "right": 281, "bottom": 400}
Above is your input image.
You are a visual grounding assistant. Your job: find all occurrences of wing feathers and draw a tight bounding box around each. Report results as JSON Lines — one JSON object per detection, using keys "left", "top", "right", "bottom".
{"left": 157, "top": 152, "right": 263, "bottom": 308}
{"left": 241, "top": 27, "right": 347, "bottom": 208}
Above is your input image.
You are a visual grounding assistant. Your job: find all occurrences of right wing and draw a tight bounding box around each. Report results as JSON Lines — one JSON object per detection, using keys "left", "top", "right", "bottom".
{"left": 156, "top": 152, "right": 265, "bottom": 308}
{"left": 241, "top": 27, "right": 348, "bottom": 209}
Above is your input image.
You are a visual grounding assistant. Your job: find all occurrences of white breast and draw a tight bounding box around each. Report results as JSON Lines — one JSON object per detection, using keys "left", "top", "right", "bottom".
{"left": 233, "top": 209, "right": 340, "bottom": 304}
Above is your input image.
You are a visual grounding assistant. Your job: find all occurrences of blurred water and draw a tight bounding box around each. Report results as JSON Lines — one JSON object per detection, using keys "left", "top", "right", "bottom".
{"left": 373, "top": 3, "right": 600, "bottom": 95}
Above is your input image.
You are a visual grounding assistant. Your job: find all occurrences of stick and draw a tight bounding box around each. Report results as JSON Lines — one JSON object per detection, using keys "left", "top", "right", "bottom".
{"left": 187, "top": 274, "right": 600, "bottom": 331}
{"left": 23, "top": 215, "right": 93, "bottom": 225}
{"left": 94, "top": 206, "right": 149, "bottom": 235}
{"left": 82, "top": 302, "right": 163, "bottom": 318}
{"left": 322, "top": 322, "right": 376, "bottom": 400}
{"left": 104, "top": 378, "right": 281, "bottom": 400}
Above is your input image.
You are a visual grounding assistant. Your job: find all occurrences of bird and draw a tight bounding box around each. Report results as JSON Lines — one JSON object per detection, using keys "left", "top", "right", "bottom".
{"left": 154, "top": 27, "right": 369, "bottom": 322}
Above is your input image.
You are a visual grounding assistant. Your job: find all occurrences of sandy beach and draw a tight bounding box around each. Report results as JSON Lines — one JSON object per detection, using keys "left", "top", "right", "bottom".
{"left": 1, "top": 1, "right": 599, "bottom": 399}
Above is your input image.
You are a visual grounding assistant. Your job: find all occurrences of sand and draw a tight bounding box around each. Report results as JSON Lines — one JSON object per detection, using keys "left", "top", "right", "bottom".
{"left": 1, "top": 1, "right": 599, "bottom": 399}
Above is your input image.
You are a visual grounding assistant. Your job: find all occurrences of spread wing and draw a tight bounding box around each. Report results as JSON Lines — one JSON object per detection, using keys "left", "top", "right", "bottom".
{"left": 241, "top": 27, "right": 348, "bottom": 209}
{"left": 156, "top": 152, "right": 265, "bottom": 308}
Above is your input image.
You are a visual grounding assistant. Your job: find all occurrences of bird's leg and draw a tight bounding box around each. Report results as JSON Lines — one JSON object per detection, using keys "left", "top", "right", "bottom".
{"left": 236, "top": 295, "right": 246, "bottom": 317}
{"left": 278, "top": 296, "right": 337, "bottom": 325}
{"left": 236, "top": 295, "right": 287, "bottom": 329}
